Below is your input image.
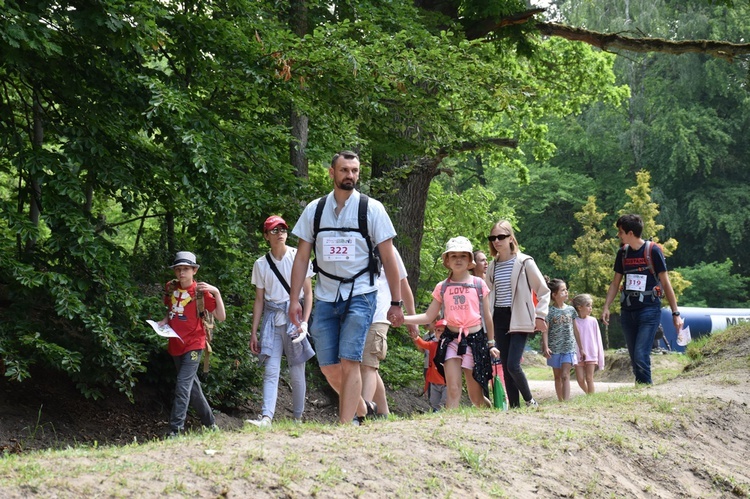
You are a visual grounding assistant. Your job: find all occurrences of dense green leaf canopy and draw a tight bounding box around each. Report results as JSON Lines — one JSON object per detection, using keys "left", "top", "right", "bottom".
{"left": 1, "top": 0, "right": 747, "bottom": 401}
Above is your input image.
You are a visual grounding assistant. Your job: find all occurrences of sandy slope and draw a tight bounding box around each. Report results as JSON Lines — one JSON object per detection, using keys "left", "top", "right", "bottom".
{"left": 1, "top": 333, "right": 748, "bottom": 498}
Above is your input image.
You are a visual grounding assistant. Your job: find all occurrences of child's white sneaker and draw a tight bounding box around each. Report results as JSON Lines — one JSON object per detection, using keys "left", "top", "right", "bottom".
{"left": 246, "top": 415, "right": 272, "bottom": 428}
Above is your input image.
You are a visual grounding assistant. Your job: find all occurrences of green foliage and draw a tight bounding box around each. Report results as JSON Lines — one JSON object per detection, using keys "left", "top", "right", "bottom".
{"left": 1, "top": 0, "right": 746, "bottom": 411}
{"left": 0, "top": 0, "right": 287, "bottom": 403}
{"left": 675, "top": 260, "right": 750, "bottom": 308}
{"left": 550, "top": 196, "right": 614, "bottom": 308}
{"left": 620, "top": 170, "right": 689, "bottom": 298}
{"left": 620, "top": 171, "right": 677, "bottom": 257}
{"left": 418, "top": 181, "right": 504, "bottom": 305}
{"left": 546, "top": 0, "right": 750, "bottom": 277}
{"left": 378, "top": 330, "right": 426, "bottom": 390}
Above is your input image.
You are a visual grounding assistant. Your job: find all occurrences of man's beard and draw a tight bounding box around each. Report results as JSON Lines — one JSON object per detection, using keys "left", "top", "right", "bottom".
{"left": 337, "top": 180, "right": 355, "bottom": 191}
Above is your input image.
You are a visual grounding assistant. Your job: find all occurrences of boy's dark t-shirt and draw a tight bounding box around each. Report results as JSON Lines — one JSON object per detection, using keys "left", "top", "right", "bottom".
{"left": 613, "top": 243, "right": 668, "bottom": 311}
{"left": 164, "top": 281, "right": 216, "bottom": 356}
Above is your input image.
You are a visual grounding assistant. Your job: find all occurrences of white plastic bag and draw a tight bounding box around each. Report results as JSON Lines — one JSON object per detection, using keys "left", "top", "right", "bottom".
{"left": 676, "top": 325, "right": 691, "bottom": 346}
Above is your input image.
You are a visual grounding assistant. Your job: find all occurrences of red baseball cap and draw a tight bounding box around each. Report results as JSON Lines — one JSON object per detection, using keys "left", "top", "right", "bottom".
{"left": 435, "top": 319, "right": 447, "bottom": 328}
{"left": 264, "top": 215, "right": 288, "bottom": 232}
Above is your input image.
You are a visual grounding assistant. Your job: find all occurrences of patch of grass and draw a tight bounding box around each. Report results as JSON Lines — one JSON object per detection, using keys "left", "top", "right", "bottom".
{"left": 650, "top": 417, "right": 674, "bottom": 433}
{"left": 711, "top": 472, "right": 749, "bottom": 497}
{"left": 445, "top": 438, "right": 489, "bottom": 475}
{"left": 488, "top": 483, "right": 509, "bottom": 497}
{"left": 595, "top": 428, "right": 627, "bottom": 449}
{"left": 424, "top": 476, "right": 443, "bottom": 494}
{"left": 316, "top": 465, "right": 345, "bottom": 486}
{"left": 21, "top": 406, "right": 58, "bottom": 448}
{"left": 162, "top": 478, "right": 189, "bottom": 494}
{"left": 718, "top": 375, "right": 740, "bottom": 386}
{"left": 243, "top": 445, "right": 267, "bottom": 464}
{"left": 651, "top": 398, "right": 677, "bottom": 414}
{"left": 524, "top": 366, "right": 552, "bottom": 381}
{"left": 190, "top": 459, "right": 230, "bottom": 479}
{"left": 0, "top": 459, "right": 49, "bottom": 487}
{"left": 584, "top": 472, "right": 602, "bottom": 496}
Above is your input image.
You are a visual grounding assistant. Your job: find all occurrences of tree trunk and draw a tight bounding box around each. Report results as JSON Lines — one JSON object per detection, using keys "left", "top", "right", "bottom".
{"left": 289, "top": 0, "right": 309, "bottom": 178}
{"left": 26, "top": 94, "right": 43, "bottom": 254}
{"left": 390, "top": 157, "right": 443, "bottom": 293}
{"left": 166, "top": 211, "right": 175, "bottom": 257}
{"left": 374, "top": 140, "right": 516, "bottom": 291}
{"left": 290, "top": 107, "right": 309, "bottom": 178}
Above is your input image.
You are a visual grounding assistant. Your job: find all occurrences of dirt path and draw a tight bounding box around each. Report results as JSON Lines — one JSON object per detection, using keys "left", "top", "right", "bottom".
{"left": 528, "top": 379, "right": 632, "bottom": 401}
{"left": 1, "top": 367, "right": 748, "bottom": 498}
{"left": 1, "top": 333, "right": 748, "bottom": 498}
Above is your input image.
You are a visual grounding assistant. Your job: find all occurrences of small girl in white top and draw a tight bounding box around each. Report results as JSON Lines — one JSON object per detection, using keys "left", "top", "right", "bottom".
{"left": 572, "top": 293, "right": 605, "bottom": 394}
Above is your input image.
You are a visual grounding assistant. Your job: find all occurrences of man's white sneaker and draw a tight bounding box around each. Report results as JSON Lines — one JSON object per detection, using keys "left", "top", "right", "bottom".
{"left": 246, "top": 416, "right": 272, "bottom": 428}
{"left": 526, "top": 398, "right": 539, "bottom": 408}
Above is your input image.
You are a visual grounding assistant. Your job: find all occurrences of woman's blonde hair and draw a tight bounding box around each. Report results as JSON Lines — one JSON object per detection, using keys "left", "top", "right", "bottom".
{"left": 488, "top": 220, "right": 519, "bottom": 258}
{"left": 572, "top": 293, "right": 593, "bottom": 310}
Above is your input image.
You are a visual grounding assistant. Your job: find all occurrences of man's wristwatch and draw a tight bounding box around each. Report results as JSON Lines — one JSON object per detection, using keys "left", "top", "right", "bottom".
{"left": 672, "top": 310, "right": 681, "bottom": 317}
{"left": 390, "top": 300, "right": 404, "bottom": 307}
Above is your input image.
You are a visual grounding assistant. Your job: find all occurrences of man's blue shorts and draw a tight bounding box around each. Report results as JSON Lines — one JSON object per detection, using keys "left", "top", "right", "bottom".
{"left": 310, "top": 291, "right": 377, "bottom": 367}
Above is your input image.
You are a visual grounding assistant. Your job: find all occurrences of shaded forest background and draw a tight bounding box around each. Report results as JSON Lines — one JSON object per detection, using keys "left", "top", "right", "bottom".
{"left": 1, "top": 0, "right": 749, "bottom": 407}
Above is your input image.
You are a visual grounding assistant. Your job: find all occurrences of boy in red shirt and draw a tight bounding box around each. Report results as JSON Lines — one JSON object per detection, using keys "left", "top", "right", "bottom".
{"left": 158, "top": 251, "right": 226, "bottom": 437}
{"left": 410, "top": 319, "right": 447, "bottom": 411}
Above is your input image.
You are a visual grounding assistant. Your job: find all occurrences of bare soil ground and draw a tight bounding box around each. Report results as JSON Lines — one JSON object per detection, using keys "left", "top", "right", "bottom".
{"left": 1, "top": 327, "right": 748, "bottom": 498}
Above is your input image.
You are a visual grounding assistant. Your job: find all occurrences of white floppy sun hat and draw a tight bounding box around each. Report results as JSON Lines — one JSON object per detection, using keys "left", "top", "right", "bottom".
{"left": 441, "top": 237, "right": 476, "bottom": 270}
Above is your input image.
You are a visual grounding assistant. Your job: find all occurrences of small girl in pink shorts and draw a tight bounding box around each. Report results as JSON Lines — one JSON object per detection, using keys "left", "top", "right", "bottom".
{"left": 404, "top": 237, "right": 500, "bottom": 409}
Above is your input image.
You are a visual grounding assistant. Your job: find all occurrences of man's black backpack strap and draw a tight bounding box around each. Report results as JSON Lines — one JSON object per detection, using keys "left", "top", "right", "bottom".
{"left": 265, "top": 253, "right": 291, "bottom": 295}
{"left": 312, "top": 194, "right": 327, "bottom": 245}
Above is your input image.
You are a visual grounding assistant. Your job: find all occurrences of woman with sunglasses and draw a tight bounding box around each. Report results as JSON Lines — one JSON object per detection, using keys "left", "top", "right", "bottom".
{"left": 248, "top": 215, "right": 315, "bottom": 427}
{"left": 485, "top": 220, "right": 550, "bottom": 408}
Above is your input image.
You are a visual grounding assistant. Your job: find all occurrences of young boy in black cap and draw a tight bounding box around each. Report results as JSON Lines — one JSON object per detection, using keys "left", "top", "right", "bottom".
{"left": 158, "top": 251, "right": 226, "bottom": 437}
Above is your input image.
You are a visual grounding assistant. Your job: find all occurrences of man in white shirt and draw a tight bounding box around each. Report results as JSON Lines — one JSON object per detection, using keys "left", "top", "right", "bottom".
{"left": 289, "top": 151, "right": 405, "bottom": 424}
{"left": 360, "top": 247, "right": 417, "bottom": 418}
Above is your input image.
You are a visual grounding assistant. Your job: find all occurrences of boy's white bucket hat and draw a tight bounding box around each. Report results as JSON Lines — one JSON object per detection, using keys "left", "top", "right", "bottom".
{"left": 170, "top": 251, "right": 200, "bottom": 269}
{"left": 441, "top": 237, "right": 475, "bottom": 270}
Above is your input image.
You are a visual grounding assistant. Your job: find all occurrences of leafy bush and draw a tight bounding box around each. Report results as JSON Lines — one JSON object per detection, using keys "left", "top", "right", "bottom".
{"left": 675, "top": 260, "right": 750, "bottom": 308}
{"left": 379, "top": 328, "right": 425, "bottom": 390}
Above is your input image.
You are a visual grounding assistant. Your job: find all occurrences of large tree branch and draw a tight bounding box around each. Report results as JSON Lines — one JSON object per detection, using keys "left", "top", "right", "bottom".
{"left": 536, "top": 22, "right": 750, "bottom": 62}
{"left": 464, "top": 8, "right": 545, "bottom": 40}
{"left": 459, "top": 8, "right": 750, "bottom": 62}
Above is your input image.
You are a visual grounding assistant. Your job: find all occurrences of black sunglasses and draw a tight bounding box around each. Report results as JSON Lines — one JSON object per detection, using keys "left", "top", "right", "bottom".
{"left": 488, "top": 234, "right": 511, "bottom": 242}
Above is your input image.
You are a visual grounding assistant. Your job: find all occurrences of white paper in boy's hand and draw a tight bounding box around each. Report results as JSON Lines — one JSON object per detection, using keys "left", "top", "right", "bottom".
{"left": 146, "top": 320, "right": 183, "bottom": 342}
{"left": 676, "top": 325, "right": 691, "bottom": 346}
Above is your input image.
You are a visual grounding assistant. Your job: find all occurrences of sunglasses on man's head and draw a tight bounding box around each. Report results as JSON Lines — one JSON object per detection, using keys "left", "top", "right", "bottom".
{"left": 488, "top": 234, "right": 511, "bottom": 242}
{"left": 269, "top": 227, "right": 287, "bottom": 234}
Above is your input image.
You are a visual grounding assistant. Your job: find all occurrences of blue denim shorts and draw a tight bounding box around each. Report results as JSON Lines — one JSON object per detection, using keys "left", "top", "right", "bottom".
{"left": 310, "top": 291, "right": 377, "bottom": 366}
{"left": 546, "top": 352, "right": 578, "bottom": 369}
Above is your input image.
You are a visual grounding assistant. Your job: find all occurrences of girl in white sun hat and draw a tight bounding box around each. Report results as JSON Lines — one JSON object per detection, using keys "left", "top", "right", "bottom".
{"left": 404, "top": 237, "right": 499, "bottom": 409}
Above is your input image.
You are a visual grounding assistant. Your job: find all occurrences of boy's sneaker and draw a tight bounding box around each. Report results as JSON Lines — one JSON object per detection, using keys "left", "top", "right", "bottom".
{"left": 364, "top": 400, "right": 378, "bottom": 420}
{"left": 526, "top": 398, "right": 539, "bottom": 408}
{"left": 246, "top": 415, "right": 272, "bottom": 428}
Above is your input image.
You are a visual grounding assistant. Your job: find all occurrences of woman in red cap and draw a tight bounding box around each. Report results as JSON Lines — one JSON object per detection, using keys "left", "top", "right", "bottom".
{"left": 247, "top": 215, "right": 315, "bottom": 427}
